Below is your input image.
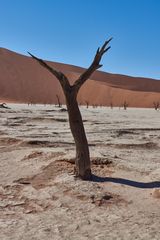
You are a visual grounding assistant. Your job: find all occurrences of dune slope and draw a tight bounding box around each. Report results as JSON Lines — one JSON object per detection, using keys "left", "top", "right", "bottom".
{"left": 0, "top": 47, "right": 160, "bottom": 107}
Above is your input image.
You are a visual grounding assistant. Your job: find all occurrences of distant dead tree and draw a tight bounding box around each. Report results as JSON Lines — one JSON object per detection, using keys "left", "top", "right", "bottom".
{"left": 85, "top": 100, "right": 89, "bottom": 108}
{"left": 28, "top": 38, "right": 112, "bottom": 180}
{"left": 56, "top": 94, "right": 62, "bottom": 108}
{"left": 0, "top": 103, "right": 10, "bottom": 109}
{"left": 92, "top": 104, "right": 98, "bottom": 108}
{"left": 123, "top": 101, "right": 128, "bottom": 110}
{"left": 153, "top": 101, "right": 159, "bottom": 110}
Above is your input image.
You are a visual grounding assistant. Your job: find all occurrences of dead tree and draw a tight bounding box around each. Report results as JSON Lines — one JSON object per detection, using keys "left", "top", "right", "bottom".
{"left": 0, "top": 103, "right": 10, "bottom": 109}
{"left": 56, "top": 94, "right": 62, "bottom": 108}
{"left": 123, "top": 101, "right": 128, "bottom": 110}
{"left": 153, "top": 101, "right": 159, "bottom": 110}
{"left": 28, "top": 38, "right": 112, "bottom": 180}
{"left": 85, "top": 100, "right": 89, "bottom": 109}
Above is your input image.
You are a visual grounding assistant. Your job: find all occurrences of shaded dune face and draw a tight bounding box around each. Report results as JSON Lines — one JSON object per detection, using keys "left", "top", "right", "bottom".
{"left": 0, "top": 47, "right": 160, "bottom": 107}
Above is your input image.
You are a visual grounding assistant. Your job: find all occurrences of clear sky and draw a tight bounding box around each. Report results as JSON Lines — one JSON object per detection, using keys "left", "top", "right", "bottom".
{"left": 0, "top": 0, "right": 160, "bottom": 79}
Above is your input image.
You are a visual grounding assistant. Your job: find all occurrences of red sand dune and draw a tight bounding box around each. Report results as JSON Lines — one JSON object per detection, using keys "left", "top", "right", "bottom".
{"left": 0, "top": 47, "right": 160, "bottom": 107}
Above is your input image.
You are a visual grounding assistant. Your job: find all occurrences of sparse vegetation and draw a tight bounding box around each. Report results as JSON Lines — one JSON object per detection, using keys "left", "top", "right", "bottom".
{"left": 56, "top": 94, "right": 62, "bottom": 108}
{"left": 123, "top": 100, "right": 128, "bottom": 110}
{"left": 0, "top": 103, "right": 10, "bottom": 109}
{"left": 153, "top": 101, "right": 159, "bottom": 110}
{"left": 85, "top": 100, "right": 89, "bottom": 108}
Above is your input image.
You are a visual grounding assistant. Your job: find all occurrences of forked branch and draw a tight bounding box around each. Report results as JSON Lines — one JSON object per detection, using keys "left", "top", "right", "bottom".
{"left": 28, "top": 38, "right": 112, "bottom": 97}
{"left": 28, "top": 52, "right": 70, "bottom": 90}
{"left": 73, "top": 38, "right": 112, "bottom": 93}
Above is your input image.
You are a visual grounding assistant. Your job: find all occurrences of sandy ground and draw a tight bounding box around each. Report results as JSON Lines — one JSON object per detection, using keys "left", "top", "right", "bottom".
{"left": 0, "top": 104, "right": 160, "bottom": 240}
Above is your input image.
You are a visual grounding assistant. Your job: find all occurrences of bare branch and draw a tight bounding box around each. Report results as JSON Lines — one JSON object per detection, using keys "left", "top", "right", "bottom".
{"left": 73, "top": 38, "right": 112, "bottom": 93}
{"left": 28, "top": 52, "right": 70, "bottom": 90}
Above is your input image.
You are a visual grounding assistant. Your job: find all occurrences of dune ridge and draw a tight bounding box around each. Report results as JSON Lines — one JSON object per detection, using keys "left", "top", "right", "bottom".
{"left": 0, "top": 47, "right": 160, "bottom": 107}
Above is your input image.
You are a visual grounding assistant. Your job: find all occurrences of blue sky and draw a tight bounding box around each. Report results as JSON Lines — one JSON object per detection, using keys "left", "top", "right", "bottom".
{"left": 0, "top": 0, "right": 160, "bottom": 79}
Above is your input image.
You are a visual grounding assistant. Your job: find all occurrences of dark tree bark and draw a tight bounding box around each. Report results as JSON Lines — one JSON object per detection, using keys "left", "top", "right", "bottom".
{"left": 28, "top": 38, "right": 112, "bottom": 180}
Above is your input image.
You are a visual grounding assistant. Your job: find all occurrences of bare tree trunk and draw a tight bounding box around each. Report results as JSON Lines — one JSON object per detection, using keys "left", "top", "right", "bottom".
{"left": 65, "top": 92, "right": 91, "bottom": 179}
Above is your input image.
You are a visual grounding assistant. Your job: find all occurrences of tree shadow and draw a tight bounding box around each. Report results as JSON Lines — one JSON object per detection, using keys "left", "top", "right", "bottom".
{"left": 91, "top": 174, "right": 160, "bottom": 189}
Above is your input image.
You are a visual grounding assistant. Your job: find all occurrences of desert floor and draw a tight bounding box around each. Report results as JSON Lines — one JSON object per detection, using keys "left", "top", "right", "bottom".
{"left": 0, "top": 104, "right": 160, "bottom": 240}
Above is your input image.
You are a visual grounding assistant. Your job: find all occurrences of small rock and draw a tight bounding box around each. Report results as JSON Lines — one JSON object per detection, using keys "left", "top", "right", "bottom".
{"left": 44, "top": 228, "right": 51, "bottom": 232}
{"left": 90, "top": 195, "right": 95, "bottom": 203}
{"left": 152, "top": 189, "right": 160, "bottom": 199}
